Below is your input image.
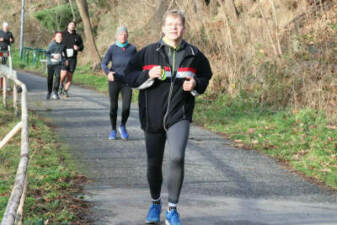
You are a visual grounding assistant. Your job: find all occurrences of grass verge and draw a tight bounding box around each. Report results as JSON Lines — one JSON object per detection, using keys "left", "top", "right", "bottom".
{"left": 194, "top": 93, "right": 337, "bottom": 189}
{"left": 0, "top": 104, "right": 90, "bottom": 225}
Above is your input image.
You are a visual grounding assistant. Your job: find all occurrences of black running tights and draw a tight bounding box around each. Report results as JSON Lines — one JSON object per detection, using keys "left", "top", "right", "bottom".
{"left": 47, "top": 64, "right": 61, "bottom": 93}
{"left": 108, "top": 81, "right": 132, "bottom": 130}
{"left": 145, "top": 120, "right": 190, "bottom": 204}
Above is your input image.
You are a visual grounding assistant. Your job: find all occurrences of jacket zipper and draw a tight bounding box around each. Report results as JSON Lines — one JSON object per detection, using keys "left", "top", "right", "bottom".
{"left": 163, "top": 47, "right": 193, "bottom": 131}
{"left": 163, "top": 47, "right": 176, "bottom": 132}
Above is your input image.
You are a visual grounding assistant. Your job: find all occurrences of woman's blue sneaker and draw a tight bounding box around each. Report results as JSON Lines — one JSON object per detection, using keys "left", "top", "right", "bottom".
{"left": 119, "top": 126, "right": 129, "bottom": 140}
{"left": 165, "top": 209, "right": 182, "bottom": 225}
{"left": 146, "top": 203, "right": 161, "bottom": 224}
{"left": 109, "top": 130, "right": 117, "bottom": 140}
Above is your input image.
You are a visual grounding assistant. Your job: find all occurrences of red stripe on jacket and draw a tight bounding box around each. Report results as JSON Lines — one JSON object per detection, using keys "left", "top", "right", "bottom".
{"left": 143, "top": 65, "right": 197, "bottom": 73}
{"left": 142, "top": 65, "right": 170, "bottom": 71}
{"left": 177, "top": 67, "right": 197, "bottom": 73}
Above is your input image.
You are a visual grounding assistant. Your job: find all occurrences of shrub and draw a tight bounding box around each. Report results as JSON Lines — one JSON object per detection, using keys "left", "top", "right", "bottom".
{"left": 34, "top": 3, "right": 80, "bottom": 33}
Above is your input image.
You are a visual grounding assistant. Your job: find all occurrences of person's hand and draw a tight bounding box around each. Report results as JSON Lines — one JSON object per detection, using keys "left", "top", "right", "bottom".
{"left": 108, "top": 72, "right": 115, "bottom": 81}
{"left": 183, "top": 76, "right": 196, "bottom": 91}
{"left": 74, "top": 45, "right": 79, "bottom": 51}
{"left": 9, "top": 38, "right": 13, "bottom": 42}
{"left": 148, "top": 66, "right": 162, "bottom": 79}
{"left": 54, "top": 54, "right": 60, "bottom": 59}
{"left": 0, "top": 37, "right": 4, "bottom": 42}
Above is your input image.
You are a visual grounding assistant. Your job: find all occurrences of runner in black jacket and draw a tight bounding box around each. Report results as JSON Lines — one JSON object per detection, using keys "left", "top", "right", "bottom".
{"left": 0, "top": 22, "right": 15, "bottom": 65}
{"left": 124, "top": 10, "right": 212, "bottom": 225}
{"left": 60, "top": 21, "right": 84, "bottom": 97}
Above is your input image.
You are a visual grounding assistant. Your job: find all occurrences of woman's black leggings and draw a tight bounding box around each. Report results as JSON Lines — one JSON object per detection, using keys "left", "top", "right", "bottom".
{"left": 145, "top": 120, "right": 190, "bottom": 204}
{"left": 108, "top": 81, "right": 132, "bottom": 130}
{"left": 47, "top": 64, "right": 61, "bottom": 93}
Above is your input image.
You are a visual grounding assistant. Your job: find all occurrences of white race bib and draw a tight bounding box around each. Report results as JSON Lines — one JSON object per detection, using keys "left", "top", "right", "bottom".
{"left": 51, "top": 53, "right": 61, "bottom": 63}
{"left": 66, "top": 48, "right": 74, "bottom": 57}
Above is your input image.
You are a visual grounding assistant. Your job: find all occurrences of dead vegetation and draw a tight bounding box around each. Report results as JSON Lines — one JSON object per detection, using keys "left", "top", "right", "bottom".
{"left": 1, "top": 0, "right": 336, "bottom": 118}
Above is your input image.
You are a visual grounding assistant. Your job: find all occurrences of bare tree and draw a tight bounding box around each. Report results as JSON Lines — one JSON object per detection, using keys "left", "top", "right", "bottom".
{"left": 145, "top": 0, "right": 170, "bottom": 36}
{"left": 75, "top": 0, "right": 101, "bottom": 69}
{"left": 69, "top": 0, "right": 76, "bottom": 21}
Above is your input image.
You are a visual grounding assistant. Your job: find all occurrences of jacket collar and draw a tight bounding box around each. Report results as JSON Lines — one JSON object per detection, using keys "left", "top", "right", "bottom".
{"left": 156, "top": 39, "right": 197, "bottom": 57}
{"left": 65, "top": 29, "right": 77, "bottom": 35}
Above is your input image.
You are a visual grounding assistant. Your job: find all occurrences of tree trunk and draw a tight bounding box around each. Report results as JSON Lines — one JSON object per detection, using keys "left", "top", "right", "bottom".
{"left": 69, "top": 0, "right": 76, "bottom": 21}
{"left": 145, "top": 0, "right": 170, "bottom": 37}
{"left": 75, "top": 0, "right": 101, "bottom": 69}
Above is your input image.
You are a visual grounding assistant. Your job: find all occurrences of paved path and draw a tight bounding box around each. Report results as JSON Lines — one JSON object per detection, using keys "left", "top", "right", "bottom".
{"left": 18, "top": 71, "right": 337, "bottom": 225}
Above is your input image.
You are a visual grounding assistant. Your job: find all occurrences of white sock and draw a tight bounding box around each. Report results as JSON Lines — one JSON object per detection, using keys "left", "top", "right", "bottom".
{"left": 152, "top": 197, "right": 161, "bottom": 204}
{"left": 168, "top": 202, "right": 177, "bottom": 210}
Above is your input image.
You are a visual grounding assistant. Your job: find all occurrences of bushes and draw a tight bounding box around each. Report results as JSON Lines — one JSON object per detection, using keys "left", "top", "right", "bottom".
{"left": 34, "top": 3, "right": 80, "bottom": 32}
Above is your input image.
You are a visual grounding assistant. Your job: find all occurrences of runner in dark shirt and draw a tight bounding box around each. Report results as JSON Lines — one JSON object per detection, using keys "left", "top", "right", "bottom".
{"left": 101, "top": 26, "right": 137, "bottom": 140}
{"left": 59, "top": 21, "right": 84, "bottom": 97}
{"left": 0, "top": 22, "right": 15, "bottom": 65}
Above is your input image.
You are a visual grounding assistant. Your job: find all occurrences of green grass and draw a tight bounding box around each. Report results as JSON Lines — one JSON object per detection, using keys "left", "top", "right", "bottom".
{"left": 72, "top": 64, "right": 109, "bottom": 93}
{"left": 11, "top": 49, "right": 46, "bottom": 73}
{"left": 194, "top": 93, "right": 337, "bottom": 189}
{"left": 0, "top": 104, "right": 89, "bottom": 225}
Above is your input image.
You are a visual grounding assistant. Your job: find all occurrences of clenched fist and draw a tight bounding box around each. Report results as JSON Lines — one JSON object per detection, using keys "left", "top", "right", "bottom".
{"left": 108, "top": 72, "right": 115, "bottom": 81}
{"left": 183, "top": 76, "right": 196, "bottom": 91}
{"left": 148, "top": 66, "right": 162, "bottom": 79}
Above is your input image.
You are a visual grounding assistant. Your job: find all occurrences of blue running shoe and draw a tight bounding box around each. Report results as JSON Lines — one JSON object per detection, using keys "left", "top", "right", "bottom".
{"left": 119, "top": 126, "right": 129, "bottom": 140}
{"left": 165, "top": 209, "right": 182, "bottom": 225}
{"left": 146, "top": 203, "right": 161, "bottom": 224}
{"left": 109, "top": 130, "right": 117, "bottom": 140}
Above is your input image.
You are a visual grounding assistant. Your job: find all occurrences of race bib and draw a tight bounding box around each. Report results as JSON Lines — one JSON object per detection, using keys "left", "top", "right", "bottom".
{"left": 51, "top": 53, "right": 61, "bottom": 63}
{"left": 66, "top": 48, "right": 74, "bottom": 57}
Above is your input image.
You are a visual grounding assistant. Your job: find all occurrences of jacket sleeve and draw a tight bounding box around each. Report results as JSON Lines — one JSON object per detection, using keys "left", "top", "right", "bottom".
{"left": 101, "top": 47, "right": 112, "bottom": 75}
{"left": 123, "top": 47, "right": 154, "bottom": 89}
{"left": 192, "top": 51, "right": 212, "bottom": 96}
{"left": 61, "top": 45, "right": 67, "bottom": 63}
{"left": 45, "top": 43, "right": 53, "bottom": 58}
{"left": 76, "top": 34, "right": 84, "bottom": 51}
{"left": 10, "top": 32, "right": 14, "bottom": 44}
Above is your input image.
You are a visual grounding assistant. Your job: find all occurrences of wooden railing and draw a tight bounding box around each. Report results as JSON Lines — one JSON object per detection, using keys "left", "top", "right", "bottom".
{"left": 0, "top": 49, "right": 29, "bottom": 225}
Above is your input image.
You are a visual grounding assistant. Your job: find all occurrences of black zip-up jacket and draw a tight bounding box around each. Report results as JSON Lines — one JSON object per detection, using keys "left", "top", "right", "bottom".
{"left": 62, "top": 30, "right": 84, "bottom": 59}
{"left": 0, "top": 30, "right": 14, "bottom": 51}
{"left": 124, "top": 40, "right": 212, "bottom": 133}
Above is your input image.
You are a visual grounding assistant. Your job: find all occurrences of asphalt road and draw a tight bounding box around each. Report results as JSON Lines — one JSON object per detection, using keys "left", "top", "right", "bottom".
{"left": 18, "top": 71, "right": 337, "bottom": 225}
